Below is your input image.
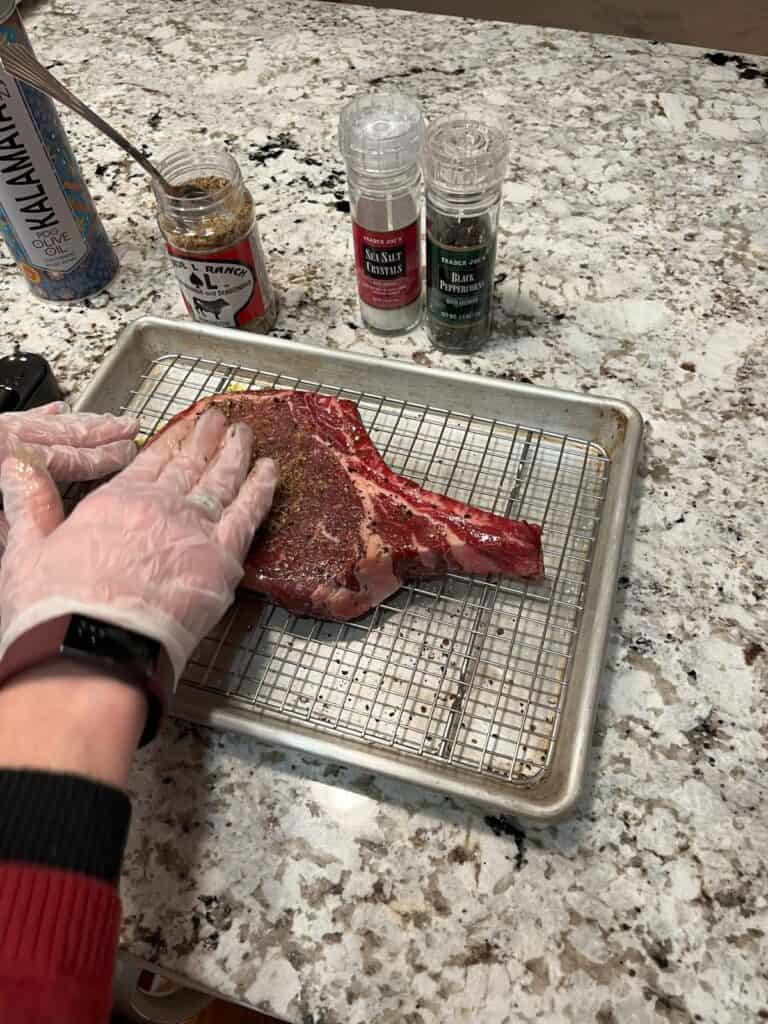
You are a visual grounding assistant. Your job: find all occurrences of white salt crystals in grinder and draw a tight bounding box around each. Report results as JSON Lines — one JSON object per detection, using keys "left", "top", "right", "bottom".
{"left": 339, "top": 92, "right": 424, "bottom": 334}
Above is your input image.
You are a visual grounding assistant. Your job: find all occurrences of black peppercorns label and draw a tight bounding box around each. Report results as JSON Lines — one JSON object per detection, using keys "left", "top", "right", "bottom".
{"left": 427, "top": 237, "right": 493, "bottom": 326}
{"left": 352, "top": 220, "right": 420, "bottom": 310}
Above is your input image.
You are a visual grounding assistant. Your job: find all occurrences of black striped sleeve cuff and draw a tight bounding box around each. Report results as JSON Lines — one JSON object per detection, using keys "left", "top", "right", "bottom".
{"left": 0, "top": 769, "right": 131, "bottom": 884}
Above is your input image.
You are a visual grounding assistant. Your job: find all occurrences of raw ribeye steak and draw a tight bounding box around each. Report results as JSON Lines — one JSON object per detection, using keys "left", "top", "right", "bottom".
{"left": 156, "top": 390, "right": 544, "bottom": 620}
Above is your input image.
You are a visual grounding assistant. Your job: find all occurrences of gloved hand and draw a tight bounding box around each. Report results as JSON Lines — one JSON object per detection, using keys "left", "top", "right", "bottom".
{"left": 0, "top": 401, "right": 138, "bottom": 478}
{"left": 0, "top": 407, "right": 277, "bottom": 707}
{"left": 0, "top": 402, "right": 139, "bottom": 550}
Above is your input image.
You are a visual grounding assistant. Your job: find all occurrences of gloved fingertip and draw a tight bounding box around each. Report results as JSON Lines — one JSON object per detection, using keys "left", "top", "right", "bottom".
{"left": 252, "top": 457, "right": 278, "bottom": 489}
{"left": 198, "top": 407, "right": 228, "bottom": 431}
{"left": 230, "top": 420, "right": 253, "bottom": 443}
{"left": 226, "top": 422, "right": 254, "bottom": 464}
{"left": 185, "top": 408, "right": 228, "bottom": 453}
{"left": 116, "top": 414, "right": 141, "bottom": 438}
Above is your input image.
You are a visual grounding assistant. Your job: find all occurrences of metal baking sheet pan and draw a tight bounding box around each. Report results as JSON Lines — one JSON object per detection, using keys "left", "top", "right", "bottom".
{"left": 74, "top": 316, "right": 642, "bottom": 820}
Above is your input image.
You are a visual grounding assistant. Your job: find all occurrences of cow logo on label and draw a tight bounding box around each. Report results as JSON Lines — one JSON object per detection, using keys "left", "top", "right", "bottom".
{"left": 169, "top": 255, "right": 255, "bottom": 327}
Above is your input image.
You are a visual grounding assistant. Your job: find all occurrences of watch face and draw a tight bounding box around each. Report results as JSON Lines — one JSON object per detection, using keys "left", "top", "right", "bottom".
{"left": 62, "top": 615, "right": 160, "bottom": 680}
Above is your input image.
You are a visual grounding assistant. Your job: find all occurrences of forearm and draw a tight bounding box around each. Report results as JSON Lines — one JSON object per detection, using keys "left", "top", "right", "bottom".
{"left": 0, "top": 402, "right": 274, "bottom": 1022}
{"left": 0, "top": 661, "right": 146, "bottom": 1024}
{"left": 0, "top": 657, "right": 147, "bottom": 786}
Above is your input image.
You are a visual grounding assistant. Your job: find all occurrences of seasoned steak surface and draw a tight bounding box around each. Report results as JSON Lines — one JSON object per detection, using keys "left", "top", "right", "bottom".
{"left": 155, "top": 390, "right": 544, "bottom": 619}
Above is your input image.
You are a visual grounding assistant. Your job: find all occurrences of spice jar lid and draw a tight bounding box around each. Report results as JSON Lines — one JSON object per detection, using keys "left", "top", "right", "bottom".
{"left": 338, "top": 92, "right": 424, "bottom": 175}
{"left": 423, "top": 111, "right": 509, "bottom": 196}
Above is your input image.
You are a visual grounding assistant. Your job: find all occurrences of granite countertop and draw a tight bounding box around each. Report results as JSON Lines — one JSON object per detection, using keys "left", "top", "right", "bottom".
{"left": 2, "top": 1, "right": 767, "bottom": 1021}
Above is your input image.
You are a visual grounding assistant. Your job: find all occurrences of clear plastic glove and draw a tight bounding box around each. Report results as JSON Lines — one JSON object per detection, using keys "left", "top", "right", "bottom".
{"left": 0, "top": 407, "right": 277, "bottom": 705}
{"left": 0, "top": 402, "right": 139, "bottom": 550}
{"left": 0, "top": 401, "right": 138, "bottom": 479}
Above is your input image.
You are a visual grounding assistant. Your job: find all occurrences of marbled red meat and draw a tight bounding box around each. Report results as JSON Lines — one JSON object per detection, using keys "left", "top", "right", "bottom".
{"left": 154, "top": 390, "right": 544, "bottom": 620}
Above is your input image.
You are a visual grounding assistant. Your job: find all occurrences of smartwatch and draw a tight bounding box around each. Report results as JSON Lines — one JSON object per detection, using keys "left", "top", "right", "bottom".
{"left": 61, "top": 615, "right": 162, "bottom": 746}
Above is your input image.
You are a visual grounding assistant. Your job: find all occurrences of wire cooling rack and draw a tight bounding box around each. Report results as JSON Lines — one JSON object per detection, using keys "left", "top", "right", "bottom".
{"left": 121, "top": 352, "right": 610, "bottom": 785}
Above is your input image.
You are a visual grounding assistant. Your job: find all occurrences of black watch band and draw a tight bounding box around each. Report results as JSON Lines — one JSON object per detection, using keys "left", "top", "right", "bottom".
{"left": 60, "top": 615, "right": 162, "bottom": 747}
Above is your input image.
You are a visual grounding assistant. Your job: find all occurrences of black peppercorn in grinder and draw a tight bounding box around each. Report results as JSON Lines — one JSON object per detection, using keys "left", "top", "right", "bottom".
{"left": 0, "top": 352, "right": 63, "bottom": 413}
{"left": 423, "top": 113, "right": 510, "bottom": 354}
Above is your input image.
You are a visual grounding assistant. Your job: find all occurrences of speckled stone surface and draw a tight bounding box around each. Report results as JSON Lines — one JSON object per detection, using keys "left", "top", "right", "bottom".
{"left": 2, "top": 1, "right": 767, "bottom": 1021}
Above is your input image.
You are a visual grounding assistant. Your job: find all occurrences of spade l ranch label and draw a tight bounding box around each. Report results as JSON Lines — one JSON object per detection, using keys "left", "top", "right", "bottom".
{"left": 167, "top": 234, "right": 265, "bottom": 328}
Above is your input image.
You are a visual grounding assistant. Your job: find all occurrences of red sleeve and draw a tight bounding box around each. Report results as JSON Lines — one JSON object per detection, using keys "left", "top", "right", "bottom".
{"left": 0, "top": 770, "right": 132, "bottom": 1024}
{"left": 0, "top": 864, "right": 120, "bottom": 1024}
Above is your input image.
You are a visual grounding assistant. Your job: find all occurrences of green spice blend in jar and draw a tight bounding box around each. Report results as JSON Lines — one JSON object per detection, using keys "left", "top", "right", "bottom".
{"left": 154, "top": 148, "right": 276, "bottom": 333}
{"left": 423, "top": 113, "right": 509, "bottom": 353}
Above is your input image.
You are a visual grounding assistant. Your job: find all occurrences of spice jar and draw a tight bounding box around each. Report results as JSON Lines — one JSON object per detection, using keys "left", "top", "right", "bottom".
{"left": 338, "top": 92, "right": 424, "bottom": 335}
{"left": 0, "top": 0, "right": 118, "bottom": 301}
{"left": 154, "top": 148, "right": 276, "bottom": 333}
{"left": 423, "top": 112, "right": 509, "bottom": 353}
